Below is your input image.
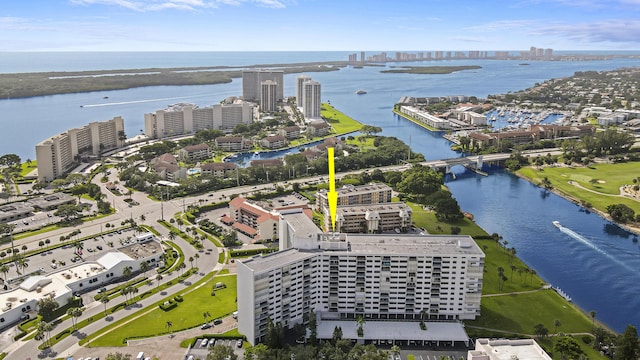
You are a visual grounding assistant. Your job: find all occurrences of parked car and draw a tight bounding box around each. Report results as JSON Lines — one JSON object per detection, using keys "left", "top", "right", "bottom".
{"left": 200, "top": 338, "right": 208, "bottom": 347}
{"left": 97, "top": 287, "right": 107, "bottom": 293}
{"left": 96, "top": 245, "right": 103, "bottom": 250}
{"left": 200, "top": 323, "right": 212, "bottom": 330}
{"left": 236, "top": 339, "right": 243, "bottom": 348}
{"left": 213, "top": 319, "right": 223, "bottom": 325}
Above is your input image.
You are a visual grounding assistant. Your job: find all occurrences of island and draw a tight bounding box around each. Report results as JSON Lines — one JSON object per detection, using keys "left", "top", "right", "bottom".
{"left": 380, "top": 65, "right": 482, "bottom": 74}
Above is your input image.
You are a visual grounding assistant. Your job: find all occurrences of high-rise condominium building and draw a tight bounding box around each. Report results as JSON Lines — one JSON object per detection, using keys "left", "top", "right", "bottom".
{"left": 36, "top": 116, "right": 125, "bottom": 182}
{"left": 144, "top": 102, "right": 255, "bottom": 139}
{"left": 302, "top": 80, "right": 321, "bottom": 120}
{"left": 237, "top": 210, "right": 485, "bottom": 346}
{"left": 242, "top": 69, "right": 284, "bottom": 102}
{"left": 296, "top": 75, "right": 312, "bottom": 106}
{"left": 260, "top": 80, "right": 278, "bottom": 113}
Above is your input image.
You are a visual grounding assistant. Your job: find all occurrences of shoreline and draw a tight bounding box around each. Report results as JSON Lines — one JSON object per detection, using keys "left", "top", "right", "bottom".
{"left": 514, "top": 170, "right": 640, "bottom": 236}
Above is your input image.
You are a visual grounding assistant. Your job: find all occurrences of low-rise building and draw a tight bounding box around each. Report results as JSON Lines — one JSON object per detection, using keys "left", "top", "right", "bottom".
{"left": 228, "top": 197, "right": 279, "bottom": 242}
{"left": 0, "top": 234, "right": 163, "bottom": 330}
{"left": 316, "top": 183, "right": 393, "bottom": 212}
{"left": 178, "top": 143, "right": 211, "bottom": 162}
{"left": 399, "top": 106, "right": 450, "bottom": 129}
{"left": 27, "top": 193, "right": 76, "bottom": 211}
{"left": 260, "top": 135, "right": 287, "bottom": 149}
{"left": 307, "top": 120, "right": 331, "bottom": 137}
{"left": 250, "top": 159, "right": 284, "bottom": 168}
{"left": 468, "top": 338, "right": 552, "bottom": 360}
{"left": 150, "top": 153, "right": 186, "bottom": 181}
{"left": 278, "top": 126, "right": 301, "bottom": 140}
{"left": 332, "top": 202, "right": 412, "bottom": 233}
{"left": 0, "top": 203, "right": 34, "bottom": 223}
{"left": 200, "top": 162, "right": 237, "bottom": 178}
{"left": 215, "top": 137, "right": 251, "bottom": 152}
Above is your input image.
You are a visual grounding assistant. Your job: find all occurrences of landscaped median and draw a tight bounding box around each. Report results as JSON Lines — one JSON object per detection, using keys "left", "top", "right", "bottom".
{"left": 81, "top": 273, "right": 237, "bottom": 347}
{"left": 35, "top": 268, "right": 198, "bottom": 349}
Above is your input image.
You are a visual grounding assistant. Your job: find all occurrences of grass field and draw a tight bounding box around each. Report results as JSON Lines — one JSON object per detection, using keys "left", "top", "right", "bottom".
{"left": 88, "top": 274, "right": 237, "bottom": 346}
{"left": 407, "top": 202, "right": 489, "bottom": 238}
{"left": 320, "top": 103, "right": 362, "bottom": 134}
{"left": 518, "top": 162, "right": 640, "bottom": 215}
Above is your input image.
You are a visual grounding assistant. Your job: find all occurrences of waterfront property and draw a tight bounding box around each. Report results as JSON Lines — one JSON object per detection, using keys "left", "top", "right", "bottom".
{"left": 468, "top": 338, "right": 552, "bottom": 360}
{"left": 35, "top": 116, "right": 125, "bottom": 182}
{"left": 143, "top": 101, "right": 255, "bottom": 139}
{"left": 237, "top": 209, "right": 484, "bottom": 346}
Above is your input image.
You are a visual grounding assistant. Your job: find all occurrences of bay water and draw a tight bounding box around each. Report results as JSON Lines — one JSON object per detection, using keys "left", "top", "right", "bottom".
{"left": 2, "top": 52, "right": 640, "bottom": 332}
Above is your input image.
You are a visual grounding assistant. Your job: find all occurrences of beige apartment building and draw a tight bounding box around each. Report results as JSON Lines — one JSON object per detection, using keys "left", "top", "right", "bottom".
{"left": 35, "top": 116, "right": 124, "bottom": 182}
{"left": 144, "top": 101, "right": 255, "bottom": 139}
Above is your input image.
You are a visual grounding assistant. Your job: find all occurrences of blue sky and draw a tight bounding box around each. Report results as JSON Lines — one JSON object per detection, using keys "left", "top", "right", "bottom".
{"left": 2, "top": 0, "right": 640, "bottom": 51}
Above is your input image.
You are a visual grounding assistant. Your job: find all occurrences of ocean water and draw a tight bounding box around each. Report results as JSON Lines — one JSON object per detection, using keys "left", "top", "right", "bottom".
{"left": 2, "top": 52, "right": 640, "bottom": 332}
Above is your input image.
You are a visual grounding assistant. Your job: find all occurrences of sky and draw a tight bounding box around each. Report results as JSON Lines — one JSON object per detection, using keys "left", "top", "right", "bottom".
{"left": 2, "top": 0, "right": 640, "bottom": 52}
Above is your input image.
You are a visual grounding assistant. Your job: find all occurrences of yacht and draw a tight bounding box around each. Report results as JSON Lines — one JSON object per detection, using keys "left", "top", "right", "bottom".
{"left": 356, "top": 89, "right": 367, "bottom": 95}
{"left": 552, "top": 220, "right": 561, "bottom": 228}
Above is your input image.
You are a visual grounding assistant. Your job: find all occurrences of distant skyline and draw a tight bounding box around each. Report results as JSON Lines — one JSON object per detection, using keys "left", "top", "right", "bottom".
{"left": 3, "top": 0, "right": 640, "bottom": 52}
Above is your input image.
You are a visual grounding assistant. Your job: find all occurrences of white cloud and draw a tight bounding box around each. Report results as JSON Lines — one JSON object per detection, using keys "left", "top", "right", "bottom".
{"left": 465, "top": 19, "right": 539, "bottom": 33}
{"left": 69, "top": 0, "right": 288, "bottom": 10}
{"left": 533, "top": 19, "right": 640, "bottom": 43}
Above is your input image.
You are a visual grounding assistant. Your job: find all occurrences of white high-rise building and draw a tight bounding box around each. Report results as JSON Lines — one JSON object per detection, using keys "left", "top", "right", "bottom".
{"left": 237, "top": 210, "right": 485, "bottom": 346}
{"left": 242, "top": 69, "right": 284, "bottom": 102}
{"left": 260, "top": 80, "right": 278, "bottom": 113}
{"left": 296, "top": 75, "right": 312, "bottom": 106}
{"left": 36, "top": 116, "right": 124, "bottom": 182}
{"left": 302, "top": 79, "right": 321, "bottom": 120}
{"left": 144, "top": 102, "right": 255, "bottom": 139}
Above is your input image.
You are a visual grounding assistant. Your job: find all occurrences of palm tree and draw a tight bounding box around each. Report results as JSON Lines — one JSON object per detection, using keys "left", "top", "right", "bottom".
{"left": 68, "top": 307, "right": 83, "bottom": 330}
{"left": 590, "top": 310, "right": 597, "bottom": 331}
{"left": 179, "top": 262, "right": 186, "bottom": 276}
{"left": 188, "top": 256, "right": 194, "bottom": 269}
{"left": 16, "top": 256, "right": 27, "bottom": 275}
{"left": 122, "top": 266, "right": 132, "bottom": 282}
{"left": 100, "top": 293, "right": 110, "bottom": 316}
{"left": 390, "top": 345, "right": 401, "bottom": 357}
{"left": 139, "top": 214, "right": 146, "bottom": 222}
{"left": 140, "top": 261, "right": 150, "bottom": 277}
{"left": 129, "top": 286, "right": 139, "bottom": 304}
{"left": 203, "top": 311, "right": 211, "bottom": 324}
{"left": 166, "top": 320, "right": 173, "bottom": 333}
{"left": 155, "top": 274, "right": 163, "bottom": 289}
{"left": 0, "top": 264, "right": 9, "bottom": 282}
{"left": 168, "top": 231, "right": 177, "bottom": 241}
{"left": 554, "top": 319, "right": 561, "bottom": 334}
{"left": 530, "top": 269, "right": 537, "bottom": 285}
{"left": 194, "top": 253, "right": 199, "bottom": 268}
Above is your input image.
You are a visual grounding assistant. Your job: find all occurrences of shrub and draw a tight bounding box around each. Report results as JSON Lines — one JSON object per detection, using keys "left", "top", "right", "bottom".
{"left": 174, "top": 295, "right": 183, "bottom": 302}
{"left": 159, "top": 300, "right": 178, "bottom": 311}
{"left": 581, "top": 336, "right": 592, "bottom": 345}
{"left": 230, "top": 248, "right": 278, "bottom": 258}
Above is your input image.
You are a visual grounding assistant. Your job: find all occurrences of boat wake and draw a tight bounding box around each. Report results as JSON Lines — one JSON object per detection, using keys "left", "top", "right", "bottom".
{"left": 81, "top": 93, "right": 218, "bottom": 108}
{"left": 553, "top": 221, "right": 635, "bottom": 273}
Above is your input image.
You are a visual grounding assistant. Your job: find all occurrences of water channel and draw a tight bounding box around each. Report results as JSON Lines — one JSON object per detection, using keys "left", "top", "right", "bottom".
{"left": 2, "top": 55, "right": 640, "bottom": 332}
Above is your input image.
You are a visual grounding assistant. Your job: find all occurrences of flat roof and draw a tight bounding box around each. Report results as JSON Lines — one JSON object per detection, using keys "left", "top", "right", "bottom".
{"left": 470, "top": 338, "right": 552, "bottom": 360}
{"left": 316, "top": 320, "right": 469, "bottom": 343}
{"left": 341, "top": 234, "right": 484, "bottom": 257}
{"left": 240, "top": 248, "right": 317, "bottom": 273}
{"left": 51, "top": 263, "right": 106, "bottom": 283}
{"left": 280, "top": 210, "right": 319, "bottom": 239}
{"left": 119, "top": 240, "right": 162, "bottom": 261}
{"left": 336, "top": 202, "right": 411, "bottom": 214}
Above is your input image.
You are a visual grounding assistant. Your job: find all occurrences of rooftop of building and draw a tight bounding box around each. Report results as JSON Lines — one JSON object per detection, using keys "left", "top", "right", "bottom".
{"left": 280, "top": 209, "right": 319, "bottom": 238}
{"left": 119, "top": 240, "right": 162, "bottom": 261}
{"left": 469, "top": 338, "right": 552, "bottom": 360}
{"left": 240, "top": 248, "right": 317, "bottom": 273}
{"left": 316, "top": 320, "right": 469, "bottom": 343}
{"left": 344, "top": 233, "right": 483, "bottom": 256}
{"left": 336, "top": 202, "right": 411, "bottom": 214}
{"left": 317, "top": 183, "right": 392, "bottom": 196}
{"left": 26, "top": 192, "right": 75, "bottom": 209}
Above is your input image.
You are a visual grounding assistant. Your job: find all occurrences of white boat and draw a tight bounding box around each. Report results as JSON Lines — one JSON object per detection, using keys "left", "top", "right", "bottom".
{"left": 552, "top": 220, "right": 561, "bottom": 228}
{"left": 356, "top": 89, "right": 367, "bottom": 95}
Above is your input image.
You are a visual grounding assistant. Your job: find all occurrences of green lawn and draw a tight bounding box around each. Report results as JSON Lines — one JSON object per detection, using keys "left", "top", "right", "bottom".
{"left": 88, "top": 275, "right": 237, "bottom": 346}
{"left": 467, "top": 290, "right": 593, "bottom": 335}
{"left": 345, "top": 135, "right": 376, "bottom": 152}
{"left": 407, "top": 202, "right": 489, "bottom": 238}
{"left": 518, "top": 162, "right": 640, "bottom": 214}
{"left": 321, "top": 103, "right": 362, "bottom": 134}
